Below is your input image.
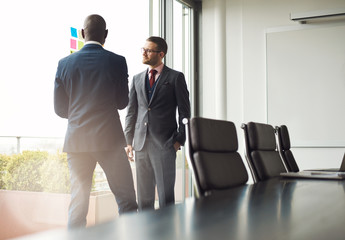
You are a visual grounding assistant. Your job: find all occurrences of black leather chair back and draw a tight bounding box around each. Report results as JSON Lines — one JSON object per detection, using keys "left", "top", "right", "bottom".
{"left": 184, "top": 117, "right": 248, "bottom": 197}
{"left": 276, "top": 125, "right": 300, "bottom": 172}
{"left": 242, "top": 122, "right": 286, "bottom": 182}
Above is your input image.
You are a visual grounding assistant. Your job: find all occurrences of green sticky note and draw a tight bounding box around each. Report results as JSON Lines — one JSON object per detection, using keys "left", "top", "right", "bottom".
{"left": 78, "top": 41, "right": 84, "bottom": 50}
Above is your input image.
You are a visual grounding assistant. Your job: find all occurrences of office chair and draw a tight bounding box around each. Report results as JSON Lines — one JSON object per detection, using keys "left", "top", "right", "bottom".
{"left": 241, "top": 122, "right": 287, "bottom": 182}
{"left": 184, "top": 117, "right": 248, "bottom": 198}
{"left": 275, "top": 125, "right": 300, "bottom": 172}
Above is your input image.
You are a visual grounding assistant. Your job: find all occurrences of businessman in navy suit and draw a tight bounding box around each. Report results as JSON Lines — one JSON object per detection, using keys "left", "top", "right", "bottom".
{"left": 125, "top": 36, "right": 190, "bottom": 211}
{"left": 54, "top": 14, "right": 137, "bottom": 229}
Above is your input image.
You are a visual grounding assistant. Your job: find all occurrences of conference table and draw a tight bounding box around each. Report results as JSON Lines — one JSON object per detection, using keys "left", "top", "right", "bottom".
{"left": 16, "top": 177, "right": 345, "bottom": 240}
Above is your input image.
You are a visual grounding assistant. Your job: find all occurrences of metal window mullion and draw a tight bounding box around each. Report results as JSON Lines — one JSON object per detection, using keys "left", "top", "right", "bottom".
{"left": 161, "top": 0, "right": 173, "bottom": 67}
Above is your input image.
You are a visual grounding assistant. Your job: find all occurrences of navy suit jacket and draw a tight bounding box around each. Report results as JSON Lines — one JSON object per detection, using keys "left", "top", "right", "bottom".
{"left": 54, "top": 44, "right": 129, "bottom": 152}
{"left": 124, "top": 65, "right": 190, "bottom": 151}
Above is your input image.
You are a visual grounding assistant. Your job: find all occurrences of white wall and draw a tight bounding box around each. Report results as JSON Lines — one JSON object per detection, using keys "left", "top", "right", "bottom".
{"left": 200, "top": 0, "right": 345, "bottom": 175}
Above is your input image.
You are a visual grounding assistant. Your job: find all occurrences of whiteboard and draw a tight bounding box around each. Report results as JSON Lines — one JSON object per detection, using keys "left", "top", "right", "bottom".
{"left": 267, "top": 24, "right": 345, "bottom": 147}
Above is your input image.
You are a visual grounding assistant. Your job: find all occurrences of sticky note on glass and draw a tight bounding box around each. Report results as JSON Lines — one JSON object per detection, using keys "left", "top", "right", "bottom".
{"left": 70, "top": 27, "right": 78, "bottom": 38}
{"left": 78, "top": 41, "right": 84, "bottom": 50}
{"left": 70, "top": 27, "right": 84, "bottom": 54}
{"left": 78, "top": 29, "right": 83, "bottom": 40}
{"left": 70, "top": 39, "right": 77, "bottom": 49}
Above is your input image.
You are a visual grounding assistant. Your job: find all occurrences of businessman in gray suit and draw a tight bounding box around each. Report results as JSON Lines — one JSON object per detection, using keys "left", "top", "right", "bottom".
{"left": 54, "top": 14, "right": 137, "bottom": 229}
{"left": 125, "top": 36, "right": 190, "bottom": 211}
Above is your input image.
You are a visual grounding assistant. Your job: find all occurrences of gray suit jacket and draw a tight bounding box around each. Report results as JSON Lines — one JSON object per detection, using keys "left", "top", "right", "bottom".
{"left": 54, "top": 44, "right": 129, "bottom": 152}
{"left": 124, "top": 65, "right": 190, "bottom": 151}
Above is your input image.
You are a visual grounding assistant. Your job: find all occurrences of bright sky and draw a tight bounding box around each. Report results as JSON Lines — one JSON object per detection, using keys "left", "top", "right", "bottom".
{"left": 0, "top": 0, "right": 149, "bottom": 137}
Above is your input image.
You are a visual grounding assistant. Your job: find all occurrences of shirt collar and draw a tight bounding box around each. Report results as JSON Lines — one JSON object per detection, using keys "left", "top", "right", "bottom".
{"left": 149, "top": 63, "right": 164, "bottom": 75}
{"left": 84, "top": 41, "right": 103, "bottom": 46}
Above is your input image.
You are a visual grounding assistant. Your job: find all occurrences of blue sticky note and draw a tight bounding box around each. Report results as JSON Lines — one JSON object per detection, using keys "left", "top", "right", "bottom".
{"left": 70, "top": 27, "right": 78, "bottom": 38}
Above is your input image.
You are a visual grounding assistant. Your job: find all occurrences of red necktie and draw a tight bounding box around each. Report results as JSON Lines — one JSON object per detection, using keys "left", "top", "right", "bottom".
{"left": 149, "top": 69, "right": 157, "bottom": 88}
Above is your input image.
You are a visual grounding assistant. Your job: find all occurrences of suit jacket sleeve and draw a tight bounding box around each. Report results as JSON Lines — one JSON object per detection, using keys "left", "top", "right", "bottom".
{"left": 114, "top": 56, "right": 129, "bottom": 110}
{"left": 124, "top": 76, "right": 138, "bottom": 145}
{"left": 54, "top": 61, "right": 69, "bottom": 119}
{"left": 174, "top": 72, "right": 191, "bottom": 145}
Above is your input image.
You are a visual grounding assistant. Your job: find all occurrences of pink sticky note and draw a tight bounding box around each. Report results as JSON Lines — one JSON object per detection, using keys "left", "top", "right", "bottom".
{"left": 70, "top": 39, "right": 77, "bottom": 49}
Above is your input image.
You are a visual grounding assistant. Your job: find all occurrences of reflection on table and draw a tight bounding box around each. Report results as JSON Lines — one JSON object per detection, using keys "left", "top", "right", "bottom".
{"left": 16, "top": 177, "right": 345, "bottom": 240}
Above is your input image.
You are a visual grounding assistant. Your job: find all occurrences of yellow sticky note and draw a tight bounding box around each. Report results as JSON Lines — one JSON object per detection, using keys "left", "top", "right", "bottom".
{"left": 78, "top": 41, "right": 84, "bottom": 50}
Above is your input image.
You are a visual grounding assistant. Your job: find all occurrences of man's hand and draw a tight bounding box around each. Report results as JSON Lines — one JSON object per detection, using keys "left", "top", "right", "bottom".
{"left": 125, "top": 145, "right": 135, "bottom": 162}
{"left": 174, "top": 142, "right": 181, "bottom": 152}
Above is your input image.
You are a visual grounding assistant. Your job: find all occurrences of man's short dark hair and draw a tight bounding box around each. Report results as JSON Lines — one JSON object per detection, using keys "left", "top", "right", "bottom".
{"left": 147, "top": 36, "right": 168, "bottom": 55}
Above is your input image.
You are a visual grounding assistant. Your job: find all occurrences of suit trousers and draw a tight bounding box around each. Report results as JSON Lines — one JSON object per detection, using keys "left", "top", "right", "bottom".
{"left": 135, "top": 136, "right": 176, "bottom": 211}
{"left": 67, "top": 147, "right": 138, "bottom": 229}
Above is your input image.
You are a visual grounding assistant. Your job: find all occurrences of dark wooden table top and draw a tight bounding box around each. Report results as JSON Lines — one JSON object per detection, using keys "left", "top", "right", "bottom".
{"left": 16, "top": 177, "right": 345, "bottom": 240}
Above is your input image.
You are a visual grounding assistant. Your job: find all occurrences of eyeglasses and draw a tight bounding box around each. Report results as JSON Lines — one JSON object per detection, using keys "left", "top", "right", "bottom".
{"left": 141, "top": 48, "right": 161, "bottom": 54}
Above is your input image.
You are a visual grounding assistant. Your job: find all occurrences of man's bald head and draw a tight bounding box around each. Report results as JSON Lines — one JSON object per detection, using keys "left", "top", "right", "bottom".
{"left": 82, "top": 14, "right": 108, "bottom": 45}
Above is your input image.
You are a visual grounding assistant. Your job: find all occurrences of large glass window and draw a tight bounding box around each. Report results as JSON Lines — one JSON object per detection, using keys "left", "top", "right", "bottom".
{"left": 0, "top": 0, "right": 149, "bottom": 139}
{"left": 172, "top": 1, "right": 194, "bottom": 201}
{"left": 150, "top": 0, "right": 161, "bottom": 36}
{"left": 0, "top": 1, "right": 195, "bottom": 235}
{"left": 0, "top": 0, "right": 150, "bottom": 235}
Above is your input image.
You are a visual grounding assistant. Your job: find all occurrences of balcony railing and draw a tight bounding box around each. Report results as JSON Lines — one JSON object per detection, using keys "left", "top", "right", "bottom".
{"left": 0, "top": 136, "right": 190, "bottom": 198}
{"left": 0, "top": 136, "right": 64, "bottom": 154}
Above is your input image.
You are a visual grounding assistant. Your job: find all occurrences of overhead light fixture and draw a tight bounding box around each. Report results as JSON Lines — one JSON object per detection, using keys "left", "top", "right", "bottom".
{"left": 290, "top": 8, "right": 345, "bottom": 24}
